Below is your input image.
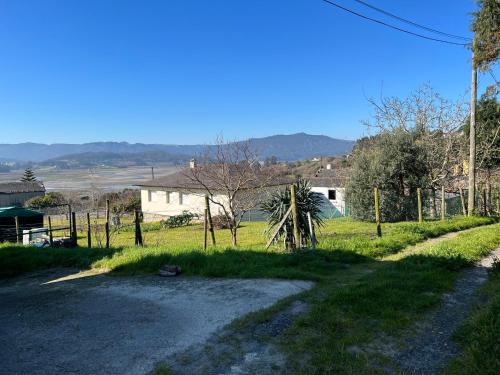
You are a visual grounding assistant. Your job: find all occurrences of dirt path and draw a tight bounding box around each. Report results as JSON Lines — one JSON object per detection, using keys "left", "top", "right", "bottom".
{"left": 392, "top": 247, "right": 500, "bottom": 374}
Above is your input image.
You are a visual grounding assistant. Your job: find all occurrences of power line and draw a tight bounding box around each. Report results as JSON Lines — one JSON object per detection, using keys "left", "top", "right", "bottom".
{"left": 321, "top": 0, "right": 470, "bottom": 46}
{"left": 353, "top": 0, "right": 471, "bottom": 41}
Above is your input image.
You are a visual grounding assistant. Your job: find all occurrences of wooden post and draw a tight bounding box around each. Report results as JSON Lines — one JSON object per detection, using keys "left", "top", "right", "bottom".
{"left": 135, "top": 210, "right": 143, "bottom": 246}
{"left": 87, "top": 212, "right": 92, "bottom": 248}
{"left": 290, "top": 184, "right": 300, "bottom": 249}
{"left": 14, "top": 216, "right": 20, "bottom": 244}
{"left": 71, "top": 212, "right": 77, "bottom": 246}
{"left": 203, "top": 208, "right": 208, "bottom": 251}
{"left": 483, "top": 188, "right": 487, "bottom": 216}
{"left": 374, "top": 187, "right": 381, "bottom": 237}
{"left": 48, "top": 216, "right": 53, "bottom": 246}
{"left": 67, "top": 204, "right": 72, "bottom": 234}
{"left": 459, "top": 187, "right": 467, "bottom": 216}
{"left": 105, "top": 200, "right": 110, "bottom": 248}
{"left": 307, "top": 212, "right": 316, "bottom": 251}
{"left": 205, "top": 195, "right": 216, "bottom": 246}
{"left": 417, "top": 188, "right": 423, "bottom": 223}
{"left": 441, "top": 186, "right": 446, "bottom": 221}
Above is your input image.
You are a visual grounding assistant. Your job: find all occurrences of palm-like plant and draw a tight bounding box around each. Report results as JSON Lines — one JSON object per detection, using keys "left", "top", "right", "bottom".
{"left": 261, "top": 179, "right": 324, "bottom": 249}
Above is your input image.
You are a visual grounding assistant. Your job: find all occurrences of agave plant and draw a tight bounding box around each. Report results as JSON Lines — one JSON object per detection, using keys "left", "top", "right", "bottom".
{"left": 261, "top": 179, "right": 324, "bottom": 248}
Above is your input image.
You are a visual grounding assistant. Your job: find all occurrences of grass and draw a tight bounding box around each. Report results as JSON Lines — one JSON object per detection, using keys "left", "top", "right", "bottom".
{"left": 281, "top": 224, "right": 500, "bottom": 373}
{"left": 445, "top": 261, "right": 500, "bottom": 375}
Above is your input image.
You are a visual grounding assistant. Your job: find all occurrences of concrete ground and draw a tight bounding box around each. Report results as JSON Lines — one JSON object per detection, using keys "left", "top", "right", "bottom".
{"left": 0, "top": 269, "right": 313, "bottom": 375}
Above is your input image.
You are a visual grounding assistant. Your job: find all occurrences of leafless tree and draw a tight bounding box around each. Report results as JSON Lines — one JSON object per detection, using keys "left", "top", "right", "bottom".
{"left": 185, "top": 137, "right": 282, "bottom": 246}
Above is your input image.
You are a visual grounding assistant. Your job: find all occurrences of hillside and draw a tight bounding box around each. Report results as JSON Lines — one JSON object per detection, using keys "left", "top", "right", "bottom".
{"left": 0, "top": 133, "right": 355, "bottom": 166}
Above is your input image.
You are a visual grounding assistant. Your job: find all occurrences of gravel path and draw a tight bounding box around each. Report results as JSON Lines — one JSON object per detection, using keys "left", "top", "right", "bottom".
{"left": 394, "top": 247, "right": 500, "bottom": 374}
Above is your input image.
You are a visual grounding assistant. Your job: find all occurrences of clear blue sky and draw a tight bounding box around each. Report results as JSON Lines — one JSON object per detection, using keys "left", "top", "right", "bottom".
{"left": 0, "top": 0, "right": 496, "bottom": 144}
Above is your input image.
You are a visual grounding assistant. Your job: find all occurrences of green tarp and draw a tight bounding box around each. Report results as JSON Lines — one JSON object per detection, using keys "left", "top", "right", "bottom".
{"left": 0, "top": 206, "right": 43, "bottom": 218}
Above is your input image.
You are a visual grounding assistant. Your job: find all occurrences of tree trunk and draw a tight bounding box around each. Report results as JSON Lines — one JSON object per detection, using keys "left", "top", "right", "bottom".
{"left": 468, "top": 44, "right": 477, "bottom": 216}
{"left": 230, "top": 226, "right": 237, "bottom": 246}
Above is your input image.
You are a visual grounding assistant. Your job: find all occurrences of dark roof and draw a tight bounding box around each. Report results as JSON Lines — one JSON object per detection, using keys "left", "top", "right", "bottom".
{"left": 0, "top": 181, "right": 45, "bottom": 194}
{"left": 307, "top": 169, "right": 347, "bottom": 187}
{"left": 137, "top": 168, "right": 293, "bottom": 190}
{"left": 0, "top": 206, "right": 43, "bottom": 218}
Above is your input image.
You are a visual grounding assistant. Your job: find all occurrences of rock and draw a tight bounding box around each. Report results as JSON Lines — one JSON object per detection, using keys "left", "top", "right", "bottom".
{"left": 159, "top": 265, "right": 182, "bottom": 277}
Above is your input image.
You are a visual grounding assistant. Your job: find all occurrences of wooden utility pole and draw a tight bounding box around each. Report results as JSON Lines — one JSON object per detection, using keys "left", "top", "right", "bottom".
{"left": 290, "top": 184, "right": 300, "bottom": 249}
{"left": 441, "top": 186, "right": 446, "bottom": 221}
{"left": 48, "top": 216, "right": 53, "bottom": 246}
{"left": 374, "top": 187, "right": 381, "bottom": 237}
{"left": 468, "top": 41, "right": 477, "bottom": 216}
{"left": 204, "top": 195, "right": 216, "bottom": 246}
{"left": 14, "top": 216, "right": 20, "bottom": 243}
{"left": 86, "top": 212, "right": 92, "bottom": 248}
{"left": 105, "top": 199, "right": 110, "bottom": 249}
{"left": 417, "top": 188, "right": 423, "bottom": 223}
{"left": 459, "top": 188, "right": 467, "bottom": 216}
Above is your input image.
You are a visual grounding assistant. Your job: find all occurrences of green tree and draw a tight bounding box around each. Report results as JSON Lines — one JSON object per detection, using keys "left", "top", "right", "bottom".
{"left": 471, "top": 0, "right": 500, "bottom": 72}
{"left": 346, "top": 129, "right": 428, "bottom": 222}
{"left": 25, "top": 192, "right": 66, "bottom": 208}
{"left": 20, "top": 168, "right": 36, "bottom": 182}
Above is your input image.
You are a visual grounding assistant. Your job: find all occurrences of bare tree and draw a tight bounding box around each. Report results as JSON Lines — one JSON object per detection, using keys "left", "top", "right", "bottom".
{"left": 185, "top": 137, "right": 281, "bottom": 246}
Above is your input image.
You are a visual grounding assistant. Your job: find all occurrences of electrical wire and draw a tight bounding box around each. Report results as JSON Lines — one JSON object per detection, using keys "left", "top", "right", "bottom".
{"left": 352, "top": 0, "right": 471, "bottom": 41}
{"left": 321, "top": 0, "right": 470, "bottom": 46}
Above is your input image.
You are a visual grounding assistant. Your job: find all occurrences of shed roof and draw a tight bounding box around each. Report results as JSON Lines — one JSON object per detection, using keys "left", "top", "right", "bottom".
{"left": 0, "top": 181, "right": 45, "bottom": 194}
{"left": 0, "top": 206, "right": 44, "bottom": 218}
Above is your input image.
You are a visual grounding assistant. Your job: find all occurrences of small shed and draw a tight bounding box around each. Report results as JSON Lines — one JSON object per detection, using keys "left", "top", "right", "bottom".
{"left": 0, "top": 207, "right": 44, "bottom": 243}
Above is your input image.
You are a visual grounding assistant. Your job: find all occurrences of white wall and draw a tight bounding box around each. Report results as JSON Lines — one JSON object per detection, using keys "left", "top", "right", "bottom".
{"left": 141, "top": 188, "right": 228, "bottom": 222}
{"left": 0, "top": 192, "right": 44, "bottom": 207}
{"left": 311, "top": 187, "right": 346, "bottom": 217}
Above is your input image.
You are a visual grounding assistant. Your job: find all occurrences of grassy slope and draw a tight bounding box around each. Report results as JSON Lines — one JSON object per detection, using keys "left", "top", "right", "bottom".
{"left": 282, "top": 224, "right": 500, "bottom": 374}
{"left": 445, "top": 262, "right": 500, "bottom": 375}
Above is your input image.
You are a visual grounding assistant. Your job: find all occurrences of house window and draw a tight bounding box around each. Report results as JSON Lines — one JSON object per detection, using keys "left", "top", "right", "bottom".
{"left": 148, "top": 190, "right": 152, "bottom": 202}
{"left": 166, "top": 192, "right": 171, "bottom": 204}
{"left": 328, "top": 189, "right": 336, "bottom": 200}
{"left": 179, "top": 192, "right": 183, "bottom": 205}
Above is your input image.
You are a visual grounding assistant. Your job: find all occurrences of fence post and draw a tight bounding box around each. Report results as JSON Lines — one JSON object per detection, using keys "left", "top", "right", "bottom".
{"left": 15, "top": 216, "right": 20, "bottom": 244}
{"left": 459, "top": 187, "right": 467, "bottom": 216}
{"left": 105, "top": 200, "right": 110, "bottom": 248}
{"left": 483, "top": 188, "right": 487, "bottom": 216}
{"left": 68, "top": 204, "right": 72, "bottom": 233}
{"left": 290, "top": 184, "right": 300, "bottom": 249}
{"left": 205, "top": 195, "right": 216, "bottom": 246}
{"left": 71, "top": 212, "right": 77, "bottom": 246}
{"left": 48, "top": 216, "right": 53, "bottom": 246}
{"left": 307, "top": 212, "right": 316, "bottom": 251}
{"left": 441, "top": 186, "right": 446, "bottom": 221}
{"left": 417, "top": 188, "right": 423, "bottom": 223}
{"left": 374, "top": 187, "right": 382, "bottom": 237}
{"left": 203, "top": 208, "right": 208, "bottom": 251}
{"left": 135, "top": 210, "right": 143, "bottom": 246}
{"left": 87, "top": 212, "right": 92, "bottom": 248}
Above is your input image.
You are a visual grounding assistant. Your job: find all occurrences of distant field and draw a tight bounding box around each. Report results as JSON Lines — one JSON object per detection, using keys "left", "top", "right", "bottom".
{"left": 0, "top": 164, "right": 178, "bottom": 192}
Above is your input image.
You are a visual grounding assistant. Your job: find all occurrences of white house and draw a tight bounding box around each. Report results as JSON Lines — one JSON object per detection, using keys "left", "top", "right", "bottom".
{"left": 308, "top": 167, "right": 348, "bottom": 218}
{"left": 137, "top": 162, "right": 292, "bottom": 222}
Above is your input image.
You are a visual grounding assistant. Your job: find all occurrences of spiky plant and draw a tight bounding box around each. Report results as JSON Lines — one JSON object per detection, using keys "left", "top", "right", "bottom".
{"left": 261, "top": 179, "right": 324, "bottom": 248}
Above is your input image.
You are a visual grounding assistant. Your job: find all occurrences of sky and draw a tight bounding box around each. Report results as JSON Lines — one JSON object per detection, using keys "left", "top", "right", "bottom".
{"left": 0, "top": 0, "right": 497, "bottom": 145}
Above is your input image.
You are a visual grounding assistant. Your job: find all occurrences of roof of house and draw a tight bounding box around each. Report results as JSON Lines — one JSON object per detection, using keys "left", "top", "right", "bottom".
{"left": 307, "top": 168, "right": 347, "bottom": 188}
{"left": 0, "top": 206, "right": 43, "bottom": 218}
{"left": 0, "top": 181, "right": 46, "bottom": 194}
{"left": 137, "top": 168, "right": 293, "bottom": 191}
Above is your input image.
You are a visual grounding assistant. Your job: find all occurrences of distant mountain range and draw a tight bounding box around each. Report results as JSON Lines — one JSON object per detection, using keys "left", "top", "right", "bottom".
{"left": 0, "top": 133, "right": 355, "bottom": 168}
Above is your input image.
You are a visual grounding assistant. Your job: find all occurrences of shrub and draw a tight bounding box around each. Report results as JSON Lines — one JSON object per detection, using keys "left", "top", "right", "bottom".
{"left": 160, "top": 211, "right": 196, "bottom": 228}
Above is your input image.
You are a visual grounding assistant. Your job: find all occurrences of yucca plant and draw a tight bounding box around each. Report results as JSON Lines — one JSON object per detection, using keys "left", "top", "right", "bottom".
{"left": 261, "top": 179, "right": 324, "bottom": 249}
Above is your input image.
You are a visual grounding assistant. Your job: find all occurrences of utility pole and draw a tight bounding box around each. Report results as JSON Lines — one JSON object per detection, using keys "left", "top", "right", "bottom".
{"left": 151, "top": 166, "right": 155, "bottom": 180}
{"left": 468, "top": 39, "right": 477, "bottom": 216}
